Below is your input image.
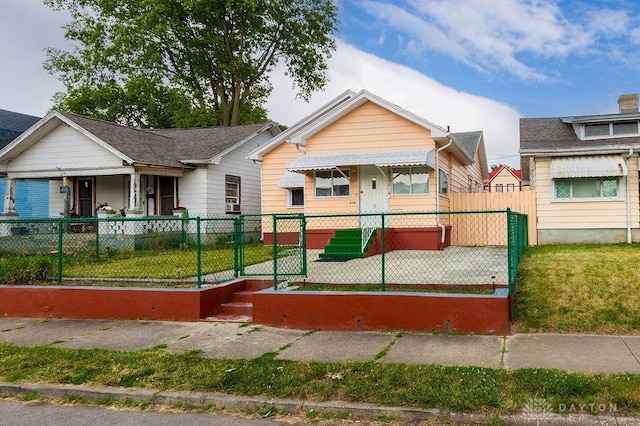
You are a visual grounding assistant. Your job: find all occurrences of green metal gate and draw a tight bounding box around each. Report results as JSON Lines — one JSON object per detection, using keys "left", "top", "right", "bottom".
{"left": 236, "top": 214, "right": 306, "bottom": 288}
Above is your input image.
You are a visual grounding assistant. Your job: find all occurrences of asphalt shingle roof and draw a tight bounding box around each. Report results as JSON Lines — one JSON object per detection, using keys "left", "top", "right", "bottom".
{"left": 452, "top": 131, "right": 482, "bottom": 159}
{"left": 520, "top": 117, "right": 640, "bottom": 152}
{"left": 58, "top": 112, "right": 273, "bottom": 168}
{"left": 0, "top": 109, "right": 40, "bottom": 148}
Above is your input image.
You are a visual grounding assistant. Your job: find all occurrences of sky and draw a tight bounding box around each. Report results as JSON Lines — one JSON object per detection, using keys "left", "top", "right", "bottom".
{"left": 3, "top": 1, "right": 640, "bottom": 169}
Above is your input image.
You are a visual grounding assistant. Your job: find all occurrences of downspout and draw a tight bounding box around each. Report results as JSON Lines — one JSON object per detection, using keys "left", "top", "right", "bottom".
{"left": 435, "top": 131, "right": 454, "bottom": 244}
{"left": 625, "top": 148, "right": 633, "bottom": 243}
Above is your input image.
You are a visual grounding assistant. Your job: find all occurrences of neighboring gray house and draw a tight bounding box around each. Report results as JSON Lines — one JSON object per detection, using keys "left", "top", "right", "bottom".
{"left": 0, "top": 110, "right": 280, "bottom": 218}
{"left": 0, "top": 109, "right": 47, "bottom": 217}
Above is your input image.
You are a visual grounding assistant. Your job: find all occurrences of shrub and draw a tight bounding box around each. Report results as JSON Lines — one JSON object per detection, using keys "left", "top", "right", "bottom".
{"left": 0, "top": 256, "right": 54, "bottom": 285}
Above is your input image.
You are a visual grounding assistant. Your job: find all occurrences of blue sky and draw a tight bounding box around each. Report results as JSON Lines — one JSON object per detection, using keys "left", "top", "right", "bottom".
{"left": 3, "top": 0, "right": 640, "bottom": 168}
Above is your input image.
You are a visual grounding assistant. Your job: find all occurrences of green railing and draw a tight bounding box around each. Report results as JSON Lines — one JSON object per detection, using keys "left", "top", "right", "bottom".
{"left": 0, "top": 210, "right": 529, "bottom": 294}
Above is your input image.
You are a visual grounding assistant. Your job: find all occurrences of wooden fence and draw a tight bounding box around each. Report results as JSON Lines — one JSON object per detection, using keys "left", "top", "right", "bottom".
{"left": 450, "top": 190, "right": 537, "bottom": 246}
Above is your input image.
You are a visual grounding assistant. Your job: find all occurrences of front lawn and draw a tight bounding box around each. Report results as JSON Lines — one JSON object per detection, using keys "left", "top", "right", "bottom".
{"left": 514, "top": 244, "right": 640, "bottom": 334}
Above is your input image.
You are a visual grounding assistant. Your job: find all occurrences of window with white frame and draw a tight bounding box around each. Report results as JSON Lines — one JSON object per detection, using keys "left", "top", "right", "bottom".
{"left": 315, "top": 170, "right": 350, "bottom": 197}
{"left": 289, "top": 188, "right": 304, "bottom": 207}
{"left": 438, "top": 169, "right": 449, "bottom": 195}
{"left": 392, "top": 166, "right": 430, "bottom": 194}
{"left": 584, "top": 121, "right": 639, "bottom": 138}
{"left": 225, "top": 175, "right": 241, "bottom": 213}
{"left": 554, "top": 177, "right": 618, "bottom": 200}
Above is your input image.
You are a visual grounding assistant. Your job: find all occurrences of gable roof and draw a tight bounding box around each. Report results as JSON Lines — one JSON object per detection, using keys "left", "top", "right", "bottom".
{"left": 249, "top": 89, "right": 480, "bottom": 167}
{"left": 487, "top": 164, "right": 521, "bottom": 182}
{"left": 0, "top": 109, "right": 40, "bottom": 149}
{"left": 0, "top": 111, "right": 279, "bottom": 169}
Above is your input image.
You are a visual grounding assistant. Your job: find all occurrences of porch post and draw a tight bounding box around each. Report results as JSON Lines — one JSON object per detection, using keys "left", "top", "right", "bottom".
{"left": 2, "top": 178, "right": 17, "bottom": 215}
{"left": 128, "top": 172, "right": 141, "bottom": 212}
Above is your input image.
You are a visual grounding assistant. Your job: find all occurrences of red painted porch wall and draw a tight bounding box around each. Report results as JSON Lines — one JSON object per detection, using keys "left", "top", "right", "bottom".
{"left": 253, "top": 291, "right": 510, "bottom": 335}
{"left": 0, "top": 282, "right": 248, "bottom": 322}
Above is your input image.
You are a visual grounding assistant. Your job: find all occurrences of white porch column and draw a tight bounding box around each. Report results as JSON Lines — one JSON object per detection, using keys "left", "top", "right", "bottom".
{"left": 128, "top": 172, "right": 141, "bottom": 213}
{"left": 2, "top": 178, "right": 17, "bottom": 215}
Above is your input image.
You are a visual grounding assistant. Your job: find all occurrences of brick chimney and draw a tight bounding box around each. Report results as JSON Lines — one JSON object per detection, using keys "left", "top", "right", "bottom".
{"left": 618, "top": 94, "right": 639, "bottom": 113}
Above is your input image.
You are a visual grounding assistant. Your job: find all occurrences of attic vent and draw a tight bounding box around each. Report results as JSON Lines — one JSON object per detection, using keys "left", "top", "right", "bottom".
{"left": 618, "top": 94, "right": 638, "bottom": 113}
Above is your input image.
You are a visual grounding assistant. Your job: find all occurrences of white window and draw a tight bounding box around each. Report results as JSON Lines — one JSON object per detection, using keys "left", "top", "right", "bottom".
{"left": 554, "top": 178, "right": 618, "bottom": 200}
{"left": 225, "top": 175, "right": 241, "bottom": 213}
{"left": 289, "top": 188, "right": 304, "bottom": 207}
{"left": 392, "top": 166, "right": 430, "bottom": 195}
{"left": 507, "top": 183, "right": 515, "bottom": 192}
{"left": 438, "top": 169, "right": 449, "bottom": 195}
{"left": 315, "top": 170, "right": 350, "bottom": 197}
{"left": 584, "top": 121, "right": 640, "bottom": 138}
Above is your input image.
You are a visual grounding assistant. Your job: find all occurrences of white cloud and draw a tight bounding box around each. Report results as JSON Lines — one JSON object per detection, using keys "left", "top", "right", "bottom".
{"left": 358, "top": 0, "right": 600, "bottom": 81}
{"left": 267, "top": 41, "right": 522, "bottom": 168}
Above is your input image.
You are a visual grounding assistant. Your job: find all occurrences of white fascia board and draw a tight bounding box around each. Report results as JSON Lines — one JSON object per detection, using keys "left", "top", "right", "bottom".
{"left": 287, "top": 90, "right": 449, "bottom": 145}
{"left": 520, "top": 145, "right": 638, "bottom": 157}
{"left": 247, "top": 90, "right": 357, "bottom": 161}
{"left": 210, "top": 122, "right": 279, "bottom": 165}
{"left": 0, "top": 111, "right": 136, "bottom": 166}
{"left": 7, "top": 166, "right": 137, "bottom": 179}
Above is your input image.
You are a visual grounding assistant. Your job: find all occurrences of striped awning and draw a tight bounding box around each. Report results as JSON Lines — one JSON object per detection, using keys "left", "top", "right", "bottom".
{"left": 287, "top": 148, "right": 436, "bottom": 173}
{"left": 550, "top": 155, "right": 628, "bottom": 178}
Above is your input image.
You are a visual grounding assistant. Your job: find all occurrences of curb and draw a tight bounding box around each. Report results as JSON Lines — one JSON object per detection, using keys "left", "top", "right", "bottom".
{"left": 1, "top": 382, "right": 638, "bottom": 425}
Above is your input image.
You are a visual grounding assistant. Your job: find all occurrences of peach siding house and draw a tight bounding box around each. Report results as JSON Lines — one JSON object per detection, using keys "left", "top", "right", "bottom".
{"left": 248, "top": 90, "right": 489, "bottom": 251}
{"left": 520, "top": 94, "right": 640, "bottom": 244}
{"left": 484, "top": 165, "right": 522, "bottom": 192}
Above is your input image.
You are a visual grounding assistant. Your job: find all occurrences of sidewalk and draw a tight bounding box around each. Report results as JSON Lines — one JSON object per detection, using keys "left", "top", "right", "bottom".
{"left": 1, "top": 317, "right": 640, "bottom": 374}
{"left": 2, "top": 317, "right": 640, "bottom": 425}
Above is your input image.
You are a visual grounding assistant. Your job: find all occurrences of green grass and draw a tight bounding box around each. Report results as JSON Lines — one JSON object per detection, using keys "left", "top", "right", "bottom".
{"left": 60, "top": 244, "right": 276, "bottom": 279}
{"left": 513, "top": 244, "right": 640, "bottom": 334}
{"left": 0, "top": 342, "right": 638, "bottom": 417}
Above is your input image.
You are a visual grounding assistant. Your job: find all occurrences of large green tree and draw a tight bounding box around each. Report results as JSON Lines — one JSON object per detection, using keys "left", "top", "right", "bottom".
{"left": 44, "top": 0, "right": 338, "bottom": 127}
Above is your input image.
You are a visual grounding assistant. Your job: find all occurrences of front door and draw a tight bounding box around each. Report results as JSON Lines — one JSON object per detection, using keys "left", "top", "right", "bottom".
{"left": 359, "top": 165, "right": 388, "bottom": 227}
{"left": 77, "top": 178, "right": 94, "bottom": 217}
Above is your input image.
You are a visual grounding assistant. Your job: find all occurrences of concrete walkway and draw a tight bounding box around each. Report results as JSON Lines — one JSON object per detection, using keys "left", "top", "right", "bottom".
{"left": 2, "top": 317, "right": 639, "bottom": 374}
{"left": 2, "top": 317, "right": 640, "bottom": 425}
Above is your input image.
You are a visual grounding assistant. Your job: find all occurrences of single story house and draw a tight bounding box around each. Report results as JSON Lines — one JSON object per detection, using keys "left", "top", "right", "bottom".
{"left": 483, "top": 164, "right": 522, "bottom": 192}
{"left": 248, "top": 89, "right": 489, "bottom": 252}
{"left": 520, "top": 93, "right": 640, "bottom": 244}
{"left": 0, "top": 111, "right": 280, "bottom": 219}
{"left": 0, "top": 109, "right": 47, "bottom": 217}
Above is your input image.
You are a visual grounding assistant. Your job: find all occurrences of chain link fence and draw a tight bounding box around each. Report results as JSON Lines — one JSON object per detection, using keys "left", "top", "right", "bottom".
{"left": 0, "top": 210, "right": 528, "bottom": 294}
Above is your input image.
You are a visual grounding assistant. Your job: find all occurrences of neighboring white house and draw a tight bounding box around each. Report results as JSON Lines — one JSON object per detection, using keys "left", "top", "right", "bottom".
{"left": 520, "top": 94, "right": 640, "bottom": 244}
{"left": 0, "top": 111, "right": 280, "bottom": 218}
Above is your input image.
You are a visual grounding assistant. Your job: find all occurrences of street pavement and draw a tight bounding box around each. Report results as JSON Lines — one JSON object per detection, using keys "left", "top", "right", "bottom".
{"left": 1, "top": 317, "right": 640, "bottom": 425}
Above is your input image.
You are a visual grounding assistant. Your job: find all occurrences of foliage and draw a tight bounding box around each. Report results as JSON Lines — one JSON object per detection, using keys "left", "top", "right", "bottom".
{"left": 44, "top": 0, "right": 338, "bottom": 127}
{"left": 0, "top": 256, "right": 54, "bottom": 285}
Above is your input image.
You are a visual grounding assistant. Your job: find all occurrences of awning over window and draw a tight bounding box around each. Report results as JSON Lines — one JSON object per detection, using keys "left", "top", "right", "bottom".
{"left": 286, "top": 148, "right": 436, "bottom": 173}
{"left": 550, "top": 155, "right": 628, "bottom": 178}
{"left": 278, "top": 170, "right": 305, "bottom": 188}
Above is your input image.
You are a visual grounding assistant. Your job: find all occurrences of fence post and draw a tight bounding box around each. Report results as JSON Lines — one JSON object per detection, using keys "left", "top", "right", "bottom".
{"left": 381, "top": 212, "right": 386, "bottom": 292}
{"left": 94, "top": 217, "right": 100, "bottom": 259}
{"left": 272, "top": 214, "right": 278, "bottom": 290}
{"left": 233, "top": 216, "right": 240, "bottom": 278}
{"left": 196, "top": 217, "right": 202, "bottom": 288}
{"left": 300, "top": 214, "right": 307, "bottom": 276}
{"left": 57, "top": 218, "right": 63, "bottom": 285}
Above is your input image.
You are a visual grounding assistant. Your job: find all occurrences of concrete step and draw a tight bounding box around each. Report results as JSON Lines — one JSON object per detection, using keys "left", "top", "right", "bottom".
{"left": 220, "top": 302, "right": 253, "bottom": 317}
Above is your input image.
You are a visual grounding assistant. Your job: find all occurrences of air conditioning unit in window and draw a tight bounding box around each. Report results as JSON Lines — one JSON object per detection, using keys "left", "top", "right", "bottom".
{"left": 225, "top": 203, "right": 240, "bottom": 212}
